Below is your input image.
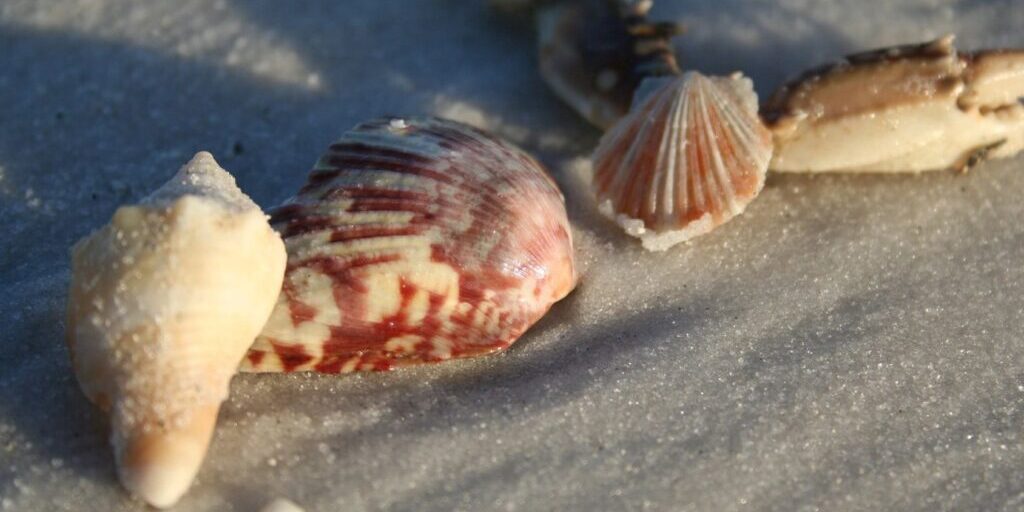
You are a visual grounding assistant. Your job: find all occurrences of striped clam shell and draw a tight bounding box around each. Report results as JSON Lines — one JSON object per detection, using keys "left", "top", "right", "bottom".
{"left": 592, "top": 72, "right": 773, "bottom": 251}
{"left": 242, "top": 117, "right": 577, "bottom": 373}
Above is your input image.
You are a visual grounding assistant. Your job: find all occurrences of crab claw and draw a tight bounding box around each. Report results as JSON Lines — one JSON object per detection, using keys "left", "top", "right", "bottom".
{"left": 961, "top": 49, "right": 1024, "bottom": 110}
{"left": 764, "top": 35, "right": 1024, "bottom": 173}
{"left": 537, "top": 0, "right": 682, "bottom": 129}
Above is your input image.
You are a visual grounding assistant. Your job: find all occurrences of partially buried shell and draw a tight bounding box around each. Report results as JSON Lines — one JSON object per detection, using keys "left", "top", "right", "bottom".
{"left": 66, "top": 152, "right": 286, "bottom": 507}
{"left": 242, "top": 117, "right": 577, "bottom": 373}
{"left": 592, "top": 72, "right": 773, "bottom": 251}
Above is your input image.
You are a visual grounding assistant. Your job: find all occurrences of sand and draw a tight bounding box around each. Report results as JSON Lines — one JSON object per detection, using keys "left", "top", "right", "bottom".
{"left": 2, "top": 0, "right": 1024, "bottom": 510}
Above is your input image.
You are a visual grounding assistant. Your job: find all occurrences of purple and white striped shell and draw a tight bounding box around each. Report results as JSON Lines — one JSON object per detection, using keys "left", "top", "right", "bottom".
{"left": 242, "top": 117, "right": 577, "bottom": 373}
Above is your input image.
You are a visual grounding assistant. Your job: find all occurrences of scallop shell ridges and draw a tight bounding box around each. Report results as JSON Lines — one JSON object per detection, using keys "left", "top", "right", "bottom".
{"left": 243, "top": 117, "right": 577, "bottom": 373}
{"left": 592, "top": 72, "right": 773, "bottom": 251}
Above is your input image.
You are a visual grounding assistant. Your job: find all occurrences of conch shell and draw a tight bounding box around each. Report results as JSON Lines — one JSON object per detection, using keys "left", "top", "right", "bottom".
{"left": 66, "top": 152, "right": 286, "bottom": 508}
{"left": 242, "top": 117, "right": 577, "bottom": 373}
{"left": 592, "top": 72, "right": 773, "bottom": 250}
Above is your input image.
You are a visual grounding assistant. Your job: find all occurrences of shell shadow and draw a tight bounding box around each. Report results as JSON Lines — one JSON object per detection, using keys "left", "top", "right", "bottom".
{"left": 237, "top": 293, "right": 725, "bottom": 490}
{"left": 344, "top": 296, "right": 717, "bottom": 434}
{"left": 0, "top": 279, "right": 120, "bottom": 494}
{"left": 223, "top": 227, "right": 969, "bottom": 509}
{"left": 657, "top": 0, "right": 856, "bottom": 94}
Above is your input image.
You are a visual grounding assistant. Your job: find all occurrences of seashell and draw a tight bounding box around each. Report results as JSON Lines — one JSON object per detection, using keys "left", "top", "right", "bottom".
{"left": 242, "top": 117, "right": 576, "bottom": 373}
{"left": 764, "top": 35, "right": 1024, "bottom": 173}
{"left": 537, "top": 0, "right": 682, "bottom": 129}
{"left": 66, "top": 152, "right": 286, "bottom": 508}
{"left": 260, "top": 498, "right": 306, "bottom": 512}
{"left": 592, "top": 72, "right": 773, "bottom": 251}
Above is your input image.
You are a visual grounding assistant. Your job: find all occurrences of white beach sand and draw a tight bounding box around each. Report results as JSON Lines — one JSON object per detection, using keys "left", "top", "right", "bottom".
{"left": 2, "top": 0, "right": 1024, "bottom": 510}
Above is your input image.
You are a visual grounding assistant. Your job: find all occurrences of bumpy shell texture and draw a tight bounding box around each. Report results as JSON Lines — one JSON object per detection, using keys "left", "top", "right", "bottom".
{"left": 66, "top": 152, "right": 286, "bottom": 508}
{"left": 243, "top": 117, "right": 577, "bottom": 373}
{"left": 592, "top": 72, "right": 773, "bottom": 251}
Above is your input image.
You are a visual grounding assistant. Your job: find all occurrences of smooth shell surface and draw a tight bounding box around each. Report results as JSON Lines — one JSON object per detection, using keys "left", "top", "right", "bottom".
{"left": 592, "top": 72, "right": 773, "bottom": 251}
{"left": 764, "top": 36, "right": 1024, "bottom": 172}
{"left": 66, "top": 152, "right": 286, "bottom": 508}
{"left": 243, "top": 117, "right": 577, "bottom": 373}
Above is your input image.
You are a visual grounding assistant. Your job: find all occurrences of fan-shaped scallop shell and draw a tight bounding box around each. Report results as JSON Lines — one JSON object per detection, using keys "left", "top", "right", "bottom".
{"left": 242, "top": 117, "right": 577, "bottom": 373}
{"left": 592, "top": 72, "right": 773, "bottom": 251}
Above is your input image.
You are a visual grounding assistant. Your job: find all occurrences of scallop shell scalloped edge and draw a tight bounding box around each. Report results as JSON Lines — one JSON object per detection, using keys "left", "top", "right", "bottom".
{"left": 592, "top": 72, "right": 773, "bottom": 251}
